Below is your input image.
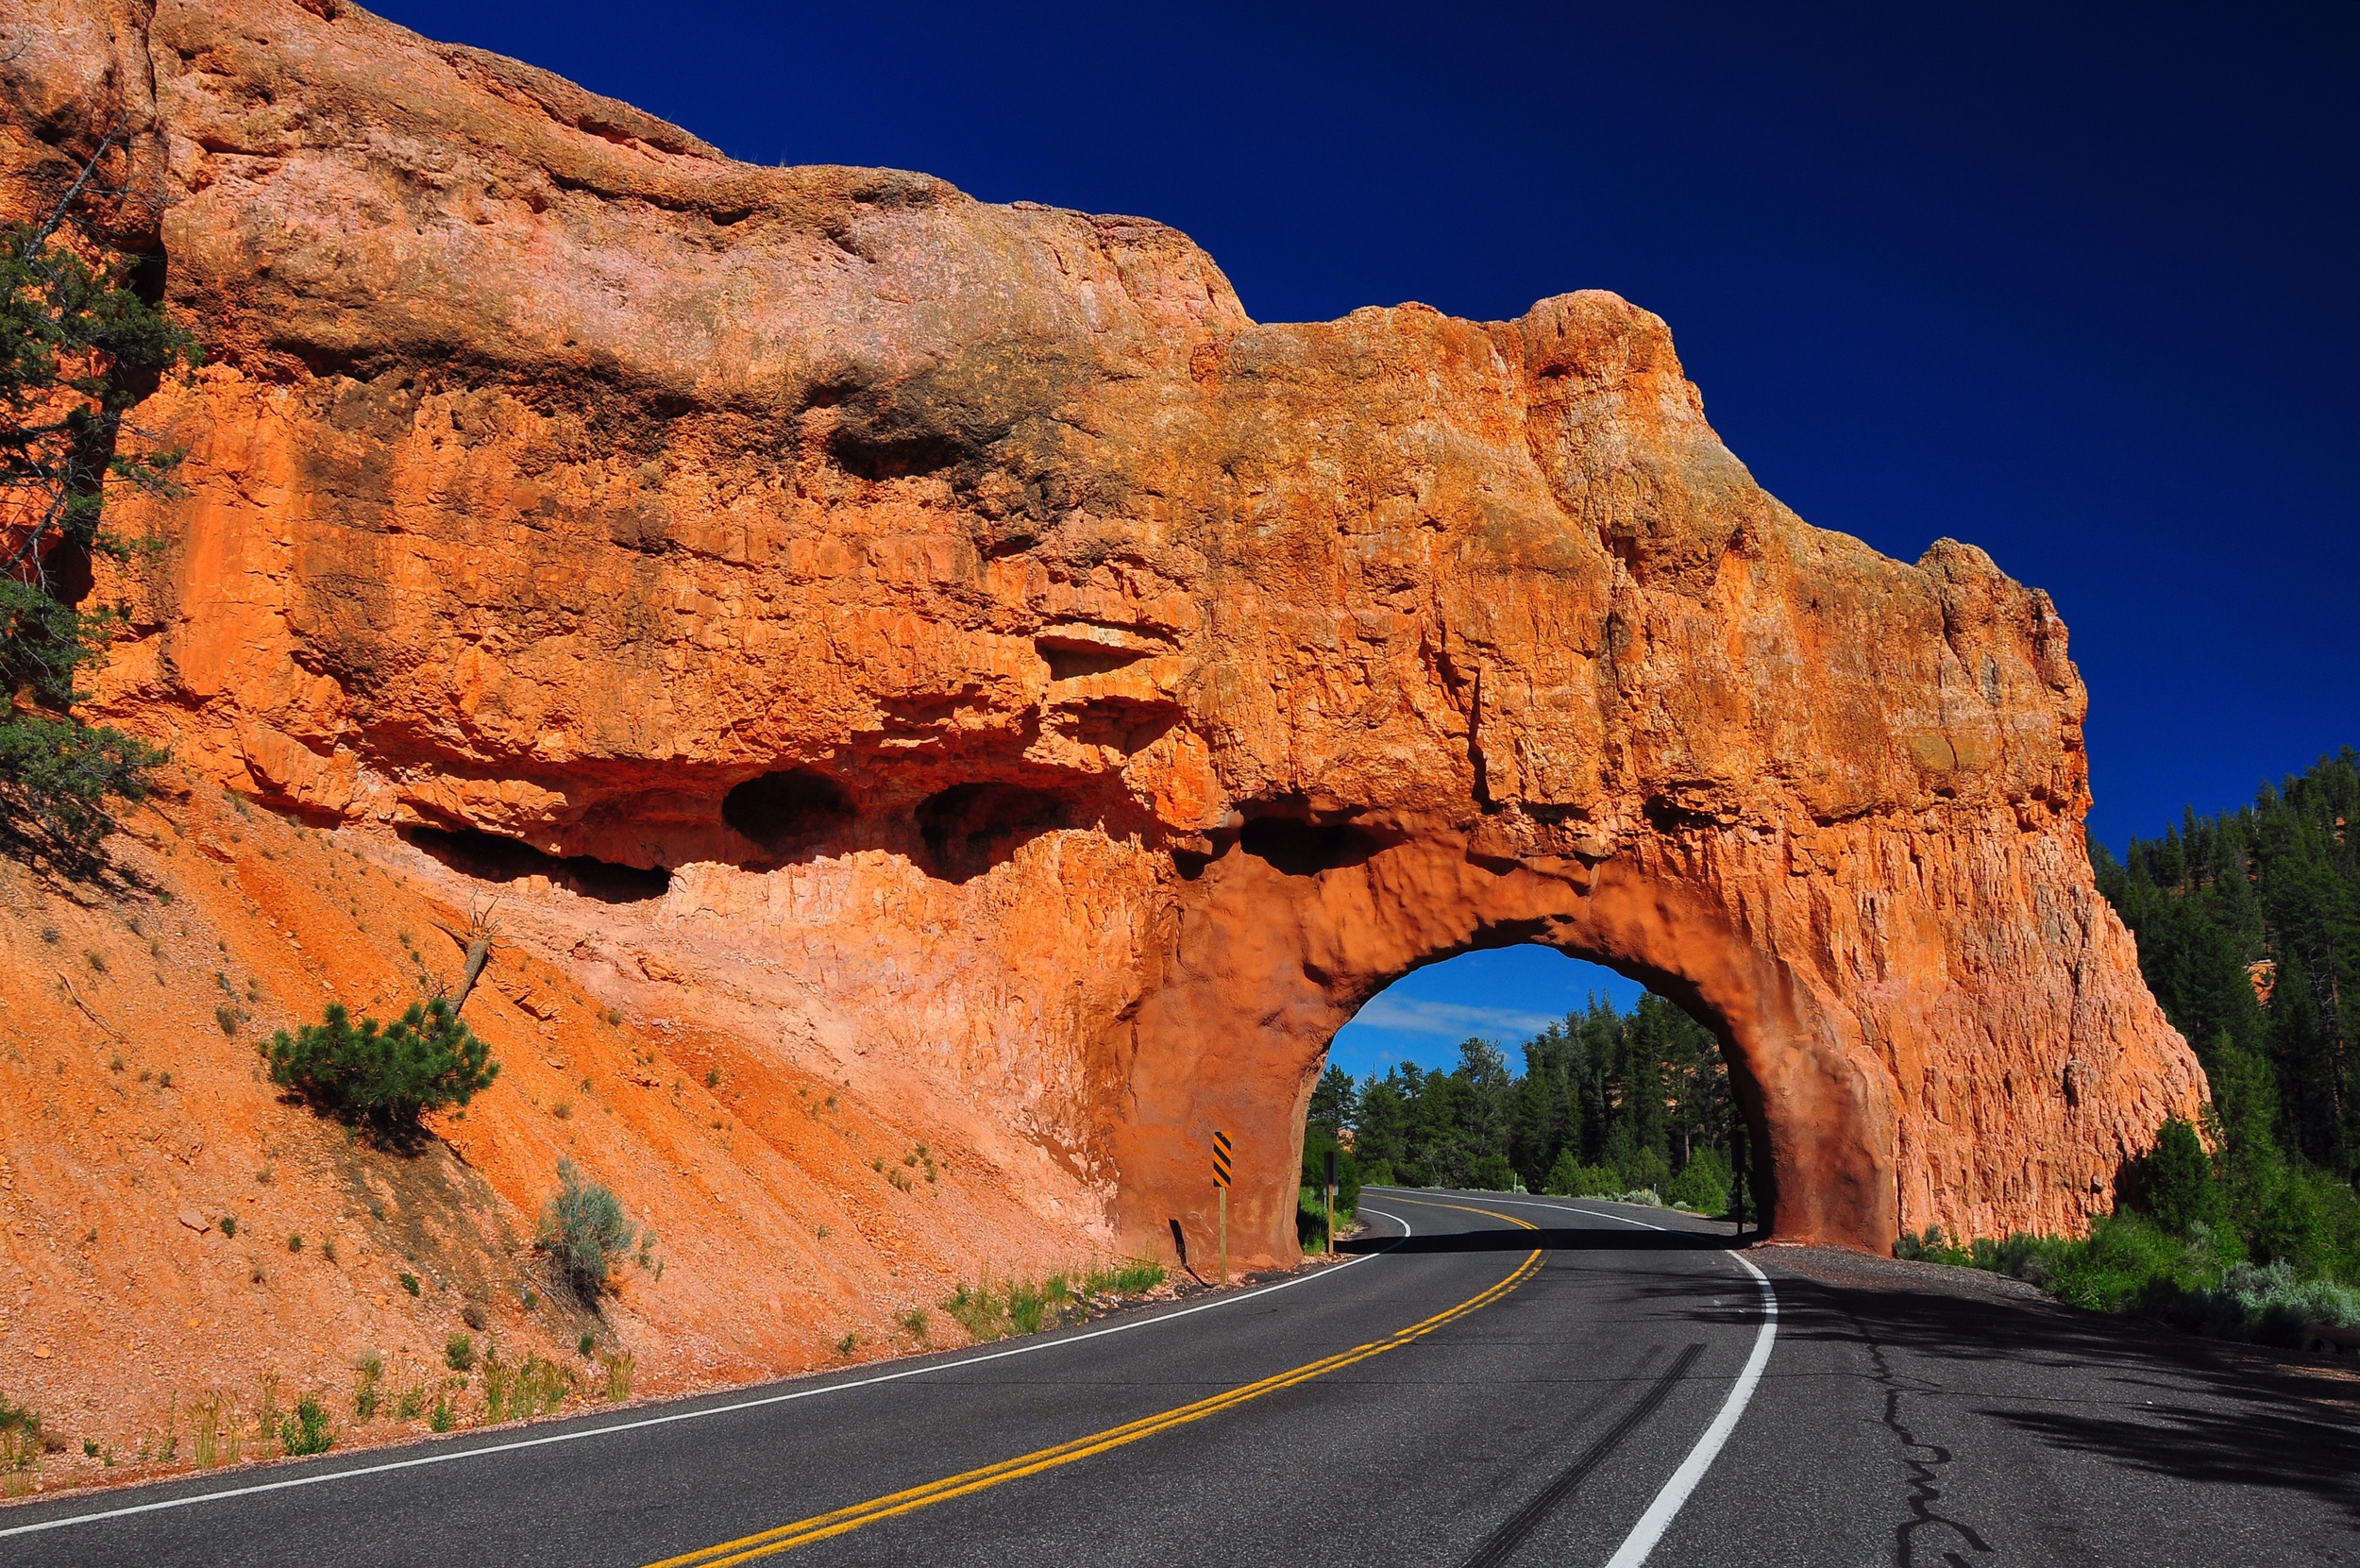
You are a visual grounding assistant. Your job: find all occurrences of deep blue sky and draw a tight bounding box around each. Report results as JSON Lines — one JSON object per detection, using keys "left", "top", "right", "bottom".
{"left": 377, "top": 1, "right": 2356, "bottom": 1076}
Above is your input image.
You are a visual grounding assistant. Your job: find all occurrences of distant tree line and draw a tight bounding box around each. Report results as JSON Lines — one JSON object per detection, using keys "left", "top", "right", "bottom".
{"left": 2092, "top": 749, "right": 2360, "bottom": 1277}
{"left": 1306, "top": 992, "right": 1736, "bottom": 1215}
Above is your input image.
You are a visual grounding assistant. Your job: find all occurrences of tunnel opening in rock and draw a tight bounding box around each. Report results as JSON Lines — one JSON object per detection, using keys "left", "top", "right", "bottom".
{"left": 915, "top": 782, "right": 1070, "bottom": 884}
{"left": 399, "top": 826, "right": 673, "bottom": 904}
{"left": 721, "top": 768, "right": 857, "bottom": 859}
{"left": 1319, "top": 944, "right": 1764, "bottom": 1226}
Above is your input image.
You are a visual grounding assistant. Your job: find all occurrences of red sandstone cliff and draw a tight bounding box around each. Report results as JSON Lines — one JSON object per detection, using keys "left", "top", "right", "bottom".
{"left": 0, "top": 0, "right": 2204, "bottom": 1479}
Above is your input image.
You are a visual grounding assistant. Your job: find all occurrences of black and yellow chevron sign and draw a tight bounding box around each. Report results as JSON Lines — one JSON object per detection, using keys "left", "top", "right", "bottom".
{"left": 1211, "top": 1129, "right": 1234, "bottom": 1189}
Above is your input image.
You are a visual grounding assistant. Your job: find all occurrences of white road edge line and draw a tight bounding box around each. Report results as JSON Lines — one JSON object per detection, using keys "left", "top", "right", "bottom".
{"left": 1385, "top": 1188, "right": 1779, "bottom": 1566}
{"left": 0, "top": 1210, "right": 1414, "bottom": 1541}
{"left": 1600, "top": 1247, "right": 1777, "bottom": 1568}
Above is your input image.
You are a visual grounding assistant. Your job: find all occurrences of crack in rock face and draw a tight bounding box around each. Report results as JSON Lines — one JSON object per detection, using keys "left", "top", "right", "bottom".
{"left": 8, "top": 0, "right": 2204, "bottom": 1262}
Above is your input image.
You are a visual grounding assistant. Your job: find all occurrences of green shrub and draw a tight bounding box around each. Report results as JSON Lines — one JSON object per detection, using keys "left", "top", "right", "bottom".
{"left": 0, "top": 1391, "right": 41, "bottom": 1483}
{"left": 1895, "top": 1224, "right": 1971, "bottom": 1266}
{"left": 2190, "top": 1261, "right": 2360, "bottom": 1344}
{"left": 352, "top": 1354, "right": 384, "bottom": 1422}
{"left": 536, "top": 1158, "right": 639, "bottom": 1298}
{"left": 2040, "top": 1215, "right": 2199, "bottom": 1311}
{"left": 1004, "top": 1276, "right": 1074, "bottom": 1336}
{"left": 1622, "top": 1146, "right": 1670, "bottom": 1194}
{"left": 1300, "top": 1127, "right": 1362, "bottom": 1216}
{"left": 444, "top": 1333, "right": 475, "bottom": 1374}
{"left": 1360, "top": 1158, "right": 1396, "bottom": 1187}
{"left": 1296, "top": 1129, "right": 1361, "bottom": 1248}
{"left": 265, "top": 997, "right": 497, "bottom": 1129}
{"left": 2127, "top": 1117, "right": 2218, "bottom": 1234}
{"left": 1297, "top": 1186, "right": 1341, "bottom": 1250}
{"left": 1467, "top": 1153, "right": 1516, "bottom": 1191}
{"left": 482, "top": 1350, "right": 569, "bottom": 1423}
{"left": 943, "top": 1264, "right": 1162, "bottom": 1341}
{"left": 1543, "top": 1152, "right": 1623, "bottom": 1198}
{"left": 1083, "top": 1260, "right": 1166, "bottom": 1296}
{"left": 278, "top": 1393, "right": 333, "bottom": 1456}
{"left": 1665, "top": 1148, "right": 1731, "bottom": 1214}
{"left": 1898, "top": 1210, "right": 2340, "bottom": 1343}
{"left": 938, "top": 1283, "right": 991, "bottom": 1333}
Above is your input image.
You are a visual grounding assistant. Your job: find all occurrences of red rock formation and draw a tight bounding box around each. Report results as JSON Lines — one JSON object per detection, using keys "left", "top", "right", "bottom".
{"left": 6, "top": 0, "right": 2204, "bottom": 1280}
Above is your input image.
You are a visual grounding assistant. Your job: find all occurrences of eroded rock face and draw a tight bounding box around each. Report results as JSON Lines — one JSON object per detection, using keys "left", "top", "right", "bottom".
{"left": 5, "top": 0, "right": 2205, "bottom": 1258}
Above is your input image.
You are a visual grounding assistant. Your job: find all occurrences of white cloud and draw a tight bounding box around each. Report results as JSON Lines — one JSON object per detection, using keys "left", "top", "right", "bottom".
{"left": 1345, "top": 996, "right": 1559, "bottom": 1039}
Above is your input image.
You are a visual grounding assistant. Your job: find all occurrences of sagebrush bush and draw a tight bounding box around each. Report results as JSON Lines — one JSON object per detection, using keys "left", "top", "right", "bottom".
{"left": 1896, "top": 1207, "right": 2360, "bottom": 1346}
{"left": 264, "top": 997, "right": 497, "bottom": 1128}
{"left": 536, "top": 1158, "right": 639, "bottom": 1298}
{"left": 2190, "top": 1261, "right": 2360, "bottom": 1344}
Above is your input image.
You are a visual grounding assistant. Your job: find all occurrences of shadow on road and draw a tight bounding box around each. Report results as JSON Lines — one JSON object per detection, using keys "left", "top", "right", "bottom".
{"left": 1358, "top": 1189, "right": 2360, "bottom": 1523}
{"left": 1340, "top": 1226, "right": 1744, "bottom": 1255}
{"left": 1632, "top": 1257, "right": 2360, "bottom": 1522}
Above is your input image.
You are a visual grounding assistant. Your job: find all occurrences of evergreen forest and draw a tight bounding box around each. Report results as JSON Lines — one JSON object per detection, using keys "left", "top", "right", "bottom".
{"left": 2094, "top": 749, "right": 2360, "bottom": 1185}
{"left": 1305, "top": 992, "right": 1738, "bottom": 1219}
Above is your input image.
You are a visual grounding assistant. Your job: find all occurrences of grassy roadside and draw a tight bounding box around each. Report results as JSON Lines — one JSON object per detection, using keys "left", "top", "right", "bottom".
{"left": 937, "top": 1262, "right": 1169, "bottom": 1343}
{"left": 1898, "top": 1214, "right": 2360, "bottom": 1347}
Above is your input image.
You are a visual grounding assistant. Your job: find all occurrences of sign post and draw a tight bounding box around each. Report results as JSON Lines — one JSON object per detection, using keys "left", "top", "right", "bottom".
{"left": 1324, "top": 1146, "right": 1339, "bottom": 1256}
{"left": 1731, "top": 1122, "right": 1747, "bottom": 1239}
{"left": 1211, "top": 1129, "right": 1233, "bottom": 1286}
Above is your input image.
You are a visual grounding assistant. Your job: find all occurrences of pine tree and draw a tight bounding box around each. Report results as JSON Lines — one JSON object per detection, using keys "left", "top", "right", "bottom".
{"left": 1327, "top": 989, "right": 1732, "bottom": 1200}
{"left": 1306, "top": 1064, "right": 1357, "bottom": 1136}
{"left": 0, "top": 131, "right": 194, "bottom": 858}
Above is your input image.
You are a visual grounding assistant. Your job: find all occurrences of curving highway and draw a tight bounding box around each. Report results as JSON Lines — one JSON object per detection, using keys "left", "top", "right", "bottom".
{"left": 4, "top": 1190, "right": 2352, "bottom": 1565}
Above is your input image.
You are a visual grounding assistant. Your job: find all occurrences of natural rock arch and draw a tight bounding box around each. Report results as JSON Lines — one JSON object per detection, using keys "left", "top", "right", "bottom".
{"left": 1120, "top": 831, "right": 1885, "bottom": 1259}
{"left": 14, "top": 0, "right": 2204, "bottom": 1263}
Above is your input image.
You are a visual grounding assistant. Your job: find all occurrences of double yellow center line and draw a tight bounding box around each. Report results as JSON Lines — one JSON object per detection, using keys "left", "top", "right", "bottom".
{"left": 646, "top": 1203, "right": 1542, "bottom": 1567}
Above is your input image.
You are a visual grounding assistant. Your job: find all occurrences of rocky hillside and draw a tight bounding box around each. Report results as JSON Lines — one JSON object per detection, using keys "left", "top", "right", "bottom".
{"left": 0, "top": 0, "right": 2206, "bottom": 1491}
{"left": 0, "top": 770, "right": 1105, "bottom": 1490}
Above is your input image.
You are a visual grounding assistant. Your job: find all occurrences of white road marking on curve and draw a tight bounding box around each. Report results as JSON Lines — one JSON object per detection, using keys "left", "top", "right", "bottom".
{"left": 1413, "top": 1187, "right": 1777, "bottom": 1567}
{"left": 0, "top": 1210, "right": 1416, "bottom": 1541}
{"left": 1600, "top": 1248, "right": 1777, "bottom": 1566}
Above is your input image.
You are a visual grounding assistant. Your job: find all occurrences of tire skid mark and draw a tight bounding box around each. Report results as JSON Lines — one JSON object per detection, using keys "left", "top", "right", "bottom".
{"left": 1458, "top": 1341, "right": 1707, "bottom": 1568}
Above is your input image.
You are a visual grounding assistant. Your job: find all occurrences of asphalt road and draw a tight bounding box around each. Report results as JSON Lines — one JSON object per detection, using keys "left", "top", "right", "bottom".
{"left": 6, "top": 1189, "right": 2355, "bottom": 1566}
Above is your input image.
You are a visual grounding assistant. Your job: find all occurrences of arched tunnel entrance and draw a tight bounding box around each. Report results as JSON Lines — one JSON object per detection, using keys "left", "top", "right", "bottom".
{"left": 1110, "top": 825, "right": 1899, "bottom": 1270}
{"left": 1313, "top": 947, "right": 1747, "bottom": 1225}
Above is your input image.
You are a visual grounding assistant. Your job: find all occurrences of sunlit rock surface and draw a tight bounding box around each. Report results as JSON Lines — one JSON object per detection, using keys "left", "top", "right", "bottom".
{"left": 8, "top": 0, "right": 2203, "bottom": 1290}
